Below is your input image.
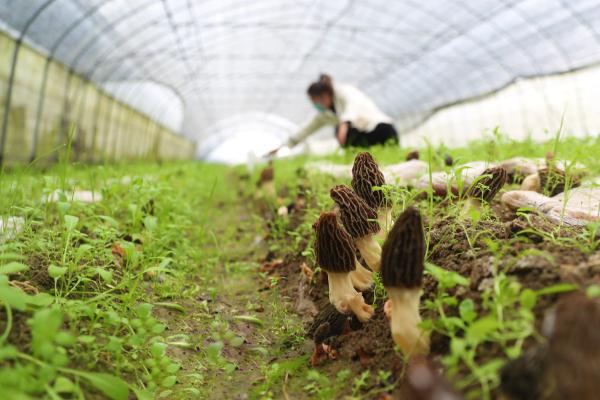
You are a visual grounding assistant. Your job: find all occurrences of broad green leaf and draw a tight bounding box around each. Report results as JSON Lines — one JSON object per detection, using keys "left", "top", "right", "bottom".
{"left": 154, "top": 302, "right": 185, "bottom": 313}
{"left": 0, "top": 252, "right": 25, "bottom": 261}
{"left": 78, "top": 335, "right": 96, "bottom": 344}
{"left": 536, "top": 283, "right": 577, "bottom": 296}
{"left": 233, "top": 315, "right": 264, "bottom": 326}
{"left": 48, "top": 265, "right": 67, "bottom": 279}
{"left": 27, "top": 293, "right": 54, "bottom": 307}
{"left": 459, "top": 299, "right": 477, "bottom": 323}
{"left": 54, "top": 376, "right": 76, "bottom": 393}
{"left": 151, "top": 342, "right": 168, "bottom": 358}
{"left": 161, "top": 376, "right": 177, "bottom": 388}
{"left": 519, "top": 289, "right": 537, "bottom": 310}
{"left": 587, "top": 284, "right": 600, "bottom": 298}
{"left": 95, "top": 268, "right": 113, "bottom": 284}
{"left": 143, "top": 216, "right": 157, "bottom": 231}
{"left": 79, "top": 372, "right": 129, "bottom": 400}
{"left": 0, "top": 262, "right": 28, "bottom": 275}
{"left": 63, "top": 215, "right": 79, "bottom": 231}
{"left": 166, "top": 363, "right": 181, "bottom": 374}
{"left": 0, "top": 285, "right": 29, "bottom": 310}
{"left": 0, "top": 345, "right": 18, "bottom": 360}
{"left": 136, "top": 303, "right": 153, "bottom": 318}
{"left": 466, "top": 317, "right": 498, "bottom": 343}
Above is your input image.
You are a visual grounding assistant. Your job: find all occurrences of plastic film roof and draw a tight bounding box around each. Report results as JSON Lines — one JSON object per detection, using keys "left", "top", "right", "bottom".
{"left": 2, "top": 0, "right": 600, "bottom": 152}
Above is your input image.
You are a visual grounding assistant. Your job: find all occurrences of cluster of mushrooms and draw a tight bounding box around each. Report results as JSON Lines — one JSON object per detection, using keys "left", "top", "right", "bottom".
{"left": 304, "top": 150, "right": 600, "bottom": 398}
{"left": 311, "top": 152, "right": 511, "bottom": 361}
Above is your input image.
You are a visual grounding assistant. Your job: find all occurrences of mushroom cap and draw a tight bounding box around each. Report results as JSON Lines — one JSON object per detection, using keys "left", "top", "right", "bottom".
{"left": 330, "top": 185, "right": 379, "bottom": 239}
{"left": 467, "top": 166, "right": 507, "bottom": 203}
{"left": 259, "top": 165, "right": 274, "bottom": 184}
{"left": 351, "top": 152, "right": 388, "bottom": 208}
{"left": 313, "top": 212, "right": 356, "bottom": 273}
{"left": 406, "top": 150, "right": 420, "bottom": 161}
{"left": 538, "top": 167, "right": 580, "bottom": 197}
{"left": 381, "top": 207, "right": 425, "bottom": 289}
{"left": 444, "top": 154, "right": 454, "bottom": 167}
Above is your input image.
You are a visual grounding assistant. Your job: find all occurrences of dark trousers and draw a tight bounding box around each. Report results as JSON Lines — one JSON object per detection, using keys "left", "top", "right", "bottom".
{"left": 341, "top": 122, "right": 399, "bottom": 148}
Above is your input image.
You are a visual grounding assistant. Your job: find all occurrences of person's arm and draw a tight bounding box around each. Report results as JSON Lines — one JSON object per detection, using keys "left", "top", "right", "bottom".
{"left": 264, "top": 115, "right": 327, "bottom": 157}
{"left": 336, "top": 122, "right": 349, "bottom": 146}
{"left": 287, "top": 114, "right": 327, "bottom": 147}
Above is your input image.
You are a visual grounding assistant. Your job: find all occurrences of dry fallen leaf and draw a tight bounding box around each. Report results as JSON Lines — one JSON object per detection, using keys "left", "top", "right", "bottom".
{"left": 259, "top": 258, "right": 284, "bottom": 273}
{"left": 300, "top": 262, "right": 313, "bottom": 281}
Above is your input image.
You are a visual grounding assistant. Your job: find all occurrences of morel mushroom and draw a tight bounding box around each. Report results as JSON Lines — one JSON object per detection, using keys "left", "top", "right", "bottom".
{"left": 406, "top": 150, "right": 420, "bottom": 161}
{"left": 313, "top": 212, "right": 374, "bottom": 322}
{"left": 521, "top": 167, "right": 581, "bottom": 197}
{"left": 463, "top": 166, "right": 507, "bottom": 215}
{"left": 381, "top": 207, "right": 429, "bottom": 356}
{"left": 256, "top": 162, "right": 276, "bottom": 198}
{"left": 330, "top": 185, "right": 382, "bottom": 272}
{"left": 351, "top": 152, "right": 392, "bottom": 238}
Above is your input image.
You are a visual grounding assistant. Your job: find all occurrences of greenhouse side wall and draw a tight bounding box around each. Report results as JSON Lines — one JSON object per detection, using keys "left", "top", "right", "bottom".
{"left": 0, "top": 32, "right": 195, "bottom": 165}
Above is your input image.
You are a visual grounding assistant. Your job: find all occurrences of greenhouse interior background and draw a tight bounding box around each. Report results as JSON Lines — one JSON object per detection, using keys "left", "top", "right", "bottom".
{"left": 2, "top": 1, "right": 600, "bottom": 400}
{"left": 1, "top": 0, "right": 599, "bottom": 164}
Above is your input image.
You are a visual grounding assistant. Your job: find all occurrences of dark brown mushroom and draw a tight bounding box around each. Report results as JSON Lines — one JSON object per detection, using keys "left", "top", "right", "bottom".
{"left": 406, "top": 150, "right": 420, "bottom": 161}
{"left": 313, "top": 212, "right": 374, "bottom": 322}
{"left": 351, "top": 152, "right": 392, "bottom": 237}
{"left": 467, "top": 166, "right": 508, "bottom": 203}
{"left": 330, "top": 185, "right": 381, "bottom": 272}
{"left": 380, "top": 207, "right": 429, "bottom": 356}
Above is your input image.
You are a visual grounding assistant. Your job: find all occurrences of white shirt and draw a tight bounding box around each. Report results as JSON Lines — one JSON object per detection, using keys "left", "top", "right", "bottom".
{"left": 288, "top": 83, "right": 393, "bottom": 146}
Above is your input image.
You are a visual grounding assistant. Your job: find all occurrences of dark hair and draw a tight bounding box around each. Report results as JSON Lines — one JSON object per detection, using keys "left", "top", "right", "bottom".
{"left": 307, "top": 74, "right": 333, "bottom": 97}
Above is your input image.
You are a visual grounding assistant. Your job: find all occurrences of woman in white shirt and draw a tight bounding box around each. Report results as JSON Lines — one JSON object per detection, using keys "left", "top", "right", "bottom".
{"left": 270, "top": 74, "right": 398, "bottom": 155}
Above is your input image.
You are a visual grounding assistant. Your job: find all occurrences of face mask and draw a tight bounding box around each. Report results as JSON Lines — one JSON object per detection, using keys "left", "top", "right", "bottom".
{"left": 313, "top": 102, "right": 326, "bottom": 113}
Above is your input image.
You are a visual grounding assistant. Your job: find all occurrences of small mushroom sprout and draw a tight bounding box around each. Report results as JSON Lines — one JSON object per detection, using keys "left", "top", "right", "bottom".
{"left": 381, "top": 207, "right": 429, "bottom": 356}
{"left": 463, "top": 166, "right": 507, "bottom": 215}
{"left": 351, "top": 152, "right": 392, "bottom": 238}
{"left": 330, "top": 185, "right": 382, "bottom": 272}
{"left": 313, "top": 212, "right": 374, "bottom": 322}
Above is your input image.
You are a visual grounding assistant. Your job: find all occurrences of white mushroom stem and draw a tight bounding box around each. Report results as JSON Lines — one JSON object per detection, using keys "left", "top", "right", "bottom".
{"left": 327, "top": 272, "right": 374, "bottom": 323}
{"left": 354, "top": 235, "right": 382, "bottom": 272}
{"left": 375, "top": 207, "right": 393, "bottom": 240}
{"left": 261, "top": 181, "right": 276, "bottom": 198}
{"left": 520, "top": 173, "right": 541, "bottom": 191}
{"left": 385, "top": 288, "right": 429, "bottom": 356}
{"left": 349, "top": 259, "right": 374, "bottom": 290}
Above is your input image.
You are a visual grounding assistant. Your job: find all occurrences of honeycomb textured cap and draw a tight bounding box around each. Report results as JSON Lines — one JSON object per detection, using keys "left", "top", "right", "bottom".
{"left": 351, "top": 152, "right": 387, "bottom": 208}
{"left": 381, "top": 207, "right": 425, "bottom": 288}
{"left": 467, "top": 166, "right": 507, "bottom": 202}
{"left": 330, "top": 185, "right": 379, "bottom": 238}
{"left": 538, "top": 167, "right": 580, "bottom": 197}
{"left": 313, "top": 212, "right": 356, "bottom": 273}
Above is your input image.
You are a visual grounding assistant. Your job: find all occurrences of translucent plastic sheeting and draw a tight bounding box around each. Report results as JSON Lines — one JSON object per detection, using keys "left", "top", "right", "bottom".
{"left": 2, "top": 0, "right": 600, "bottom": 154}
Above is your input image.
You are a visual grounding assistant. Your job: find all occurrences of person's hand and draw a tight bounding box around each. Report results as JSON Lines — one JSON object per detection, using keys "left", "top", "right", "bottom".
{"left": 336, "top": 122, "right": 349, "bottom": 146}
{"left": 264, "top": 146, "right": 281, "bottom": 158}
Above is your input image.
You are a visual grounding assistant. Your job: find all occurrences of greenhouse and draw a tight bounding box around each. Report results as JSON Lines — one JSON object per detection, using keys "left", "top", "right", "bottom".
{"left": 0, "top": 0, "right": 599, "bottom": 398}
